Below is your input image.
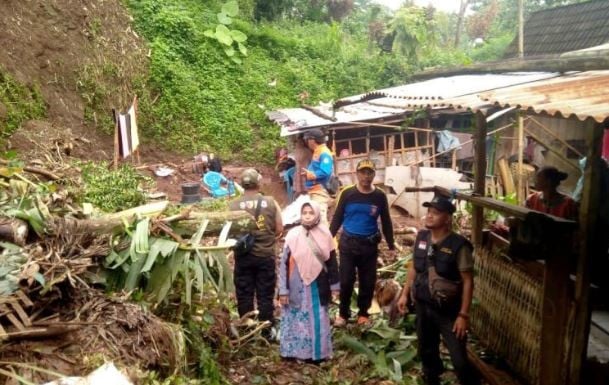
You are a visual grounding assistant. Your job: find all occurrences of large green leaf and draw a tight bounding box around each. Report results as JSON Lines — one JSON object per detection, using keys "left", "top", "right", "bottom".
{"left": 221, "top": 1, "right": 239, "bottom": 17}
{"left": 217, "top": 222, "right": 232, "bottom": 246}
{"left": 192, "top": 257, "right": 205, "bottom": 301}
{"left": 191, "top": 219, "right": 209, "bottom": 245}
{"left": 109, "top": 248, "right": 131, "bottom": 269}
{"left": 147, "top": 250, "right": 188, "bottom": 303}
{"left": 141, "top": 238, "right": 179, "bottom": 273}
{"left": 185, "top": 259, "right": 192, "bottom": 305}
{"left": 212, "top": 249, "right": 234, "bottom": 292}
{"left": 366, "top": 321, "right": 401, "bottom": 342}
{"left": 237, "top": 43, "right": 247, "bottom": 56}
{"left": 217, "top": 12, "right": 232, "bottom": 25}
{"left": 339, "top": 335, "right": 377, "bottom": 361}
{"left": 224, "top": 47, "right": 235, "bottom": 57}
{"left": 215, "top": 25, "right": 233, "bottom": 46}
{"left": 387, "top": 348, "right": 417, "bottom": 366}
{"left": 134, "top": 218, "right": 150, "bottom": 254}
{"left": 230, "top": 29, "right": 247, "bottom": 43}
{"left": 196, "top": 250, "right": 219, "bottom": 292}
{"left": 203, "top": 29, "right": 215, "bottom": 38}
{"left": 125, "top": 252, "right": 147, "bottom": 291}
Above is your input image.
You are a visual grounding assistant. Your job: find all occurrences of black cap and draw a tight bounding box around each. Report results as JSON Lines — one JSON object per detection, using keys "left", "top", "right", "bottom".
{"left": 302, "top": 129, "right": 326, "bottom": 142}
{"left": 423, "top": 195, "right": 456, "bottom": 214}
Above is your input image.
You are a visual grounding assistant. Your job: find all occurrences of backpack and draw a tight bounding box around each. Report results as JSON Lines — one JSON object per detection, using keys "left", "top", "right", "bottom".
{"left": 231, "top": 196, "right": 262, "bottom": 258}
{"left": 324, "top": 174, "right": 341, "bottom": 196}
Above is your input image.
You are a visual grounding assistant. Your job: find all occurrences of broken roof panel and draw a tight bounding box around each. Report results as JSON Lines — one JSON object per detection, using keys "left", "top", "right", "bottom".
{"left": 480, "top": 70, "right": 609, "bottom": 123}
{"left": 271, "top": 72, "right": 557, "bottom": 136}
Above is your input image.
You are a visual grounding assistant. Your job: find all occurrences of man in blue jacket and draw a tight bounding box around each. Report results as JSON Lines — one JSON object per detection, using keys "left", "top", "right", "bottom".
{"left": 301, "top": 128, "right": 334, "bottom": 225}
{"left": 330, "top": 159, "right": 396, "bottom": 326}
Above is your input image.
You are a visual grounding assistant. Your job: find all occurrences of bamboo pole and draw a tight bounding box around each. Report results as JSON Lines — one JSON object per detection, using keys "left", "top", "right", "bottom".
{"left": 568, "top": 120, "right": 604, "bottom": 385}
{"left": 523, "top": 127, "right": 580, "bottom": 172}
{"left": 403, "top": 123, "right": 512, "bottom": 167}
{"left": 404, "top": 186, "right": 575, "bottom": 224}
{"left": 518, "top": 0, "right": 524, "bottom": 58}
{"left": 472, "top": 111, "right": 487, "bottom": 246}
{"left": 346, "top": 120, "right": 433, "bottom": 133}
{"left": 527, "top": 116, "right": 584, "bottom": 158}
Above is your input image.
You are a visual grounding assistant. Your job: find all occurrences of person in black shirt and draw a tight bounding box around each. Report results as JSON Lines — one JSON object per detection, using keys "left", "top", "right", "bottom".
{"left": 330, "top": 159, "right": 396, "bottom": 326}
{"left": 396, "top": 195, "right": 480, "bottom": 385}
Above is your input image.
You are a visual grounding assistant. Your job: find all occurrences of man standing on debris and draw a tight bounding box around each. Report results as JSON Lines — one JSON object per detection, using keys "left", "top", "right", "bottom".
{"left": 229, "top": 169, "right": 283, "bottom": 338}
{"left": 396, "top": 195, "right": 480, "bottom": 385}
{"left": 301, "top": 128, "right": 334, "bottom": 225}
{"left": 330, "top": 159, "right": 396, "bottom": 326}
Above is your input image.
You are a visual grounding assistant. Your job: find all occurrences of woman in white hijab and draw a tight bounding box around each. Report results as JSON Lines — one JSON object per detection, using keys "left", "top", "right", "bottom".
{"left": 278, "top": 200, "right": 339, "bottom": 363}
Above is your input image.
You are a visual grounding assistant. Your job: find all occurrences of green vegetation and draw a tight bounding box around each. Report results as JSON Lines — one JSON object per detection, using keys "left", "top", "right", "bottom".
{"left": 80, "top": 162, "right": 150, "bottom": 212}
{"left": 0, "top": 68, "right": 46, "bottom": 139}
{"left": 125, "top": 0, "right": 415, "bottom": 163}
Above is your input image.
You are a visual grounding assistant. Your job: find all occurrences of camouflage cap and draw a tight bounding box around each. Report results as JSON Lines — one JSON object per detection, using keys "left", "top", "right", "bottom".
{"left": 356, "top": 159, "right": 376, "bottom": 171}
{"left": 240, "top": 168, "right": 261, "bottom": 187}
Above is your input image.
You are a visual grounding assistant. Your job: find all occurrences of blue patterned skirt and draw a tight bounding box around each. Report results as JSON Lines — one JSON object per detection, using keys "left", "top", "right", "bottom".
{"left": 279, "top": 281, "right": 333, "bottom": 360}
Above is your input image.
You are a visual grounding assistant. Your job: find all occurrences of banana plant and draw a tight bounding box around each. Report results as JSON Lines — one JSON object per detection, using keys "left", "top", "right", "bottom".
{"left": 106, "top": 218, "right": 235, "bottom": 305}
{"left": 338, "top": 319, "right": 418, "bottom": 382}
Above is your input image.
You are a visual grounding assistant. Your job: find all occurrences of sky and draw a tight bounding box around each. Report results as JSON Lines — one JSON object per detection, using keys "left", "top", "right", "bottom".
{"left": 372, "top": 0, "right": 462, "bottom": 13}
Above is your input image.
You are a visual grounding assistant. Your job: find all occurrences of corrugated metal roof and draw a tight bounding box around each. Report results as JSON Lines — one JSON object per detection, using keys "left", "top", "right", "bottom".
{"left": 271, "top": 72, "right": 558, "bottom": 136}
{"left": 344, "top": 72, "right": 558, "bottom": 101}
{"left": 480, "top": 70, "right": 609, "bottom": 123}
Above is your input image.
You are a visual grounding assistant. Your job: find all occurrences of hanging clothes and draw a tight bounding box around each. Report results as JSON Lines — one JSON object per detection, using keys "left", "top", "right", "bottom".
{"left": 602, "top": 128, "right": 609, "bottom": 160}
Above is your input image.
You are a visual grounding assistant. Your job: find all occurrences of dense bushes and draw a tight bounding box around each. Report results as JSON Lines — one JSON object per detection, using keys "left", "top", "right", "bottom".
{"left": 0, "top": 69, "right": 46, "bottom": 139}
{"left": 126, "top": 0, "right": 412, "bottom": 163}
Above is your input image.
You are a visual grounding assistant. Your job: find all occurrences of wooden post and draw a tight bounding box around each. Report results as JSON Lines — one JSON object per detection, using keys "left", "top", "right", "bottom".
{"left": 472, "top": 111, "right": 487, "bottom": 246}
{"left": 539, "top": 230, "right": 572, "bottom": 385}
{"left": 567, "top": 120, "right": 604, "bottom": 385}
{"left": 133, "top": 95, "right": 141, "bottom": 165}
{"left": 518, "top": 0, "right": 524, "bottom": 58}
{"left": 387, "top": 135, "right": 395, "bottom": 166}
{"left": 517, "top": 113, "right": 524, "bottom": 204}
{"left": 112, "top": 108, "right": 119, "bottom": 170}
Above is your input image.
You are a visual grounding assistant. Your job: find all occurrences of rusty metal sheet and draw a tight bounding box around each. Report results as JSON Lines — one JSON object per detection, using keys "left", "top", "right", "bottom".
{"left": 480, "top": 70, "right": 609, "bottom": 123}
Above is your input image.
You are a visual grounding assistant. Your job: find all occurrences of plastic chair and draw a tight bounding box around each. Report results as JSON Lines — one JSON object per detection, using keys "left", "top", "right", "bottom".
{"left": 202, "top": 171, "right": 229, "bottom": 198}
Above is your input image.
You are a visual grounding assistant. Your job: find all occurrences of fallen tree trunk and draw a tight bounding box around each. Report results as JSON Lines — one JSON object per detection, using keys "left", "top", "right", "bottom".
{"left": 0, "top": 217, "right": 29, "bottom": 245}
{"left": 168, "top": 210, "right": 257, "bottom": 236}
{"left": 52, "top": 202, "right": 256, "bottom": 237}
